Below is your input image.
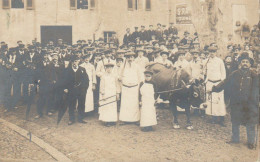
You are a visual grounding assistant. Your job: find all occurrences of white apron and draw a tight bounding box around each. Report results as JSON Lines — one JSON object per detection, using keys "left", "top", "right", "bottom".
{"left": 99, "top": 74, "right": 118, "bottom": 122}
{"left": 119, "top": 63, "right": 140, "bottom": 122}
{"left": 205, "top": 81, "right": 226, "bottom": 116}
{"left": 140, "top": 83, "right": 157, "bottom": 127}
{"left": 80, "top": 63, "right": 95, "bottom": 112}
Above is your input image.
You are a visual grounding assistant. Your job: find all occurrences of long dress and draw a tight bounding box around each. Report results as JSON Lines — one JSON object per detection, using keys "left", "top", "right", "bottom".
{"left": 205, "top": 57, "right": 226, "bottom": 116}
{"left": 80, "top": 62, "right": 96, "bottom": 112}
{"left": 119, "top": 62, "right": 141, "bottom": 122}
{"left": 140, "top": 82, "right": 157, "bottom": 127}
{"left": 99, "top": 73, "right": 118, "bottom": 122}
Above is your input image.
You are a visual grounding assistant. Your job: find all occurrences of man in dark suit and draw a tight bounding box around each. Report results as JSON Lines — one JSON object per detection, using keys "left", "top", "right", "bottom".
{"left": 212, "top": 52, "right": 259, "bottom": 149}
{"left": 131, "top": 27, "right": 140, "bottom": 43}
{"left": 62, "top": 56, "right": 89, "bottom": 125}
{"left": 123, "top": 28, "right": 132, "bottom": 46}
{"left": 139, "top": 26, "right": 148, "bottom": 42}
{"left": 35, "top": 52, "right": 54, "bottom": 118}
{"left": 168, "top": 22, "right": 178, "bottom": 35}
{"left": 4, "top": 47, "right": 21, "bottom": 111}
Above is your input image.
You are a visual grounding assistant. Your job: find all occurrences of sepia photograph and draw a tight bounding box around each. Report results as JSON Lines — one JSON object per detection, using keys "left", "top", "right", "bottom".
{"left": 0, "top": 0, "right": 259, "bottom": 161}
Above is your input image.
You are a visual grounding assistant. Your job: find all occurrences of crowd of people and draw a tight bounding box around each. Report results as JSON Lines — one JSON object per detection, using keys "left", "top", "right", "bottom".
{"left": 0, "top": 22, "right": 259, "bottom": 149}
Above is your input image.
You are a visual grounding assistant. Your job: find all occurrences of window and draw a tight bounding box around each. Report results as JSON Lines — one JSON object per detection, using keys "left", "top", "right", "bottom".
{"left": 26, "top": 0, "right": 34, "bottom": 10}
{"left": 135, "top": 0, "right": 138, "bottom": 10}
{"left": 11, "top": 0, "right": 24, "bottom": 8}
{"left": 104, "top": 31, "right": 116, "bottom": 43}
{"left": 2, "top": 0, "right": 10, "bottom": 9}
{"left": 70, "top": 0, "right": 76, "bottom": 9}
{"left": 127, "top": 0, "right": 133, "bottom": 10}
{"left": 145, "top": 0, "right": 151, "bottom": 11}
{"left": 90, "top": 0, "right": 95, "bottom": 9}
{"left": 77, "top": 0, "right": 88, "bottom": 9}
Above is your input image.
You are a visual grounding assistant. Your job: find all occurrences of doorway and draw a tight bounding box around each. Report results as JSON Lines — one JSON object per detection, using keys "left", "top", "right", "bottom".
{"left": 41, "top": 26, "right": 72, "bottom": 46}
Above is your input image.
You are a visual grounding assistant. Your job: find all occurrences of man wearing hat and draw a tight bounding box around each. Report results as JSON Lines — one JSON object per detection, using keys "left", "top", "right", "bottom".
{"left": 168, "top": 22, "right": 178, "bottom": 35}
{"left": 135, "top": 46, "right": 149, "bottom": 78}
{"left": 205, "top": 46, "right": 226, "bottom": 126}
{"left": 153, "top": 49, "right": 163, "bottom": 63}
{"left": 161, "top": 51, "right": 173, "bottom": 67}
{"left": 140, "top": 26, "right": 148, "bottom": 42}
{"left": 123, "top": 28, "right": 132, "bottom": 46}
{"left": 190, "top": 49, "right": 204, "bottom": 81}
{"left": 61, "top": 55, "right": 89, "bottom": 125}
{"left": 4, "top": 47, "right": 21, "bottom": 112}
{"left": 180, "top": 31, "right": 193, "bottom": 47}
{"left": 96, "top": 49, "right": 116, "bottom": 78}
{"left": 131, "top": 27, "right": 140, "bottom": 43}
{"left": 119, "top": 51, "right": 142, "bottom": 124}
{"left": 212, "top": 52, "right": 259, "bottom": 149}
{"left": 34, "top": 51, "right": 54, "bottom": 118}
{"left": 147, "top": 25, "right": 155, "bottom": 41}
{"left": 80, "top": 54, "right": 97, "bottom": 114}
{"left": 155, "top": 23, "right": 163, "bottom": 41}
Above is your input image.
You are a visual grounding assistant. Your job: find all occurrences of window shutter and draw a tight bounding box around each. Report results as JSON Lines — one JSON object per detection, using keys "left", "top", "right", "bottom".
{"left": 2, "top": 0, "right": 10, "bottom": 9}
{"left": 70, "top": 0, "right": 76, "bottom": 10}
{"left": 90, "top": 0, "right": 95, "bottom": 9}
{"left": 145, "top": 0, "right": 151, "bottom": 11}
{"left": 127, "top": 0, "right": 133, "bottom": 10}
{"left": 26, "top": 0, "right": 34, "bottom": 10}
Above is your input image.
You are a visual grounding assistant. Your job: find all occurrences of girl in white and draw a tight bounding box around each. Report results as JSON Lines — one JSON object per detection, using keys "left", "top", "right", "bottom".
{"left": 99, "top": 63, "right": 120, "bottom": 127}
{"left": 139, "top": 70, "right": 157, "bottom": 132}
{"left": 80, "top": 54, "right": 96, "bottom": 113}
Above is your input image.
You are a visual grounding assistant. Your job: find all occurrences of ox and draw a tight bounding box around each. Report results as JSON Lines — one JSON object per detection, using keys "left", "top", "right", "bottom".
{"left": 145, "top": 63, "right": 206, "bottom": 129}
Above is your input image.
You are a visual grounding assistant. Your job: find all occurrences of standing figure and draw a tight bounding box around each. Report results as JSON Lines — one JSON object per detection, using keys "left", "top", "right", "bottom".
{"left": 205, "top": 46, "right": 226, "bottom": 126}
{"left": 119, "top": 52, "right": 142, "bottom": 124}
{"left": 139, "top": 70, "right": 157, "bottom": 132}
{"left": 99, "top": 63, "right": 120, "bottom": 126}
{"left": 80, "top": 54, "right": 96, "bottom": 113}
{"left": 212, "top": 52, "right": 259, "bottom": 149}
{"left": 62, "top": 56, "right": 89, "bottom": 125}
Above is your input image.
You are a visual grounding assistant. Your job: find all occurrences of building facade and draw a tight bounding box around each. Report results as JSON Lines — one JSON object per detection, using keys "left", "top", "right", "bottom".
{"left": 0, "top": 0, "right": 259, "bottom": 49}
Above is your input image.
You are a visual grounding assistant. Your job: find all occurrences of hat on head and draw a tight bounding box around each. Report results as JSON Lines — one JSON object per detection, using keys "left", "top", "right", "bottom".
{"left": 116, "top": 57, "right": 124, "bottom": 62}
{"left": 157, "top": 23, "right": 161, "bottom": 26}
{"left": 134, "top": 27, "right": 138, "bottom": 29}
{"left": 184, "top": 31, "right": 190, "bottom": 35}
{"left": 125, "top": 51, "right": 136, "bottom": 57}
{"left": 136, "top": 46, "right": 145, "bottom": 52}
{"left": 162, "top": 25, "right": 166, "bottom": 27}
{"left": 104, "top": 62, "right": 115, "bottom": 67}
{"left": 149, "top": 25, "right": 153, "bottom": 27}
{"left": 238, "top": 52, "right": 254, "bottom": 65}
{"left": 190, "top": 49, "right": 200, "bottom": 54}
{"left": 208, "top": 46, "right": 218, "bottom": 52}
{"left": 141, "top": 25, "right": 145, "bottom": 28}
{"left": 144, "top": 70, "right": 153, "bottom": 75}
{"left": 117, "top": 49, "right": 126, "bottom": 54}
{"left": 160, "top": 51, "right": 169, "bottom": 56}
{"left": 9, "top": 47, "right": 16, "bottom": 53}
{"left": 71, "top": 55, "right": 81, "bottom": 61}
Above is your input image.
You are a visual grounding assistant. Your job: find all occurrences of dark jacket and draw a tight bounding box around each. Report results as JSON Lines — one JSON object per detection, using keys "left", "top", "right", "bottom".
{"left": 61, "top": 65, "right": 89, "bottom": 96}
{"left": 213, "top": 69, "right": 259, "bottom": 124}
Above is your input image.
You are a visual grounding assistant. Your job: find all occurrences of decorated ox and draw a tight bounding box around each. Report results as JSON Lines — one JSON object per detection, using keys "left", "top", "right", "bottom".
{"left": 145, "top": 63, "right": 206, "bottom": 129}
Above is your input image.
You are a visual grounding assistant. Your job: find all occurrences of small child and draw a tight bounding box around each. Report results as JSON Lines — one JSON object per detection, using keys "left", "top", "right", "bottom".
{"left": 99, "top": 63, "right": 120, "bottom": 127}
{"left": 139, "top": 70, "right": 157, "bottom": 132}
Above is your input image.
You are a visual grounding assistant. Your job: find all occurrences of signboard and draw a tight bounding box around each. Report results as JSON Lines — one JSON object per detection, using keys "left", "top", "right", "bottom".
{"left": 176, "top": 4, "right": 192, "bottom": 24}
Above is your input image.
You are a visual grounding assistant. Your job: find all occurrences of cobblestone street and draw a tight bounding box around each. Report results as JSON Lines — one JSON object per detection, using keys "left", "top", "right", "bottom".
{"left": 0, "top": 122, "right": 54, "bottom": 161}
{"left": 0, "top": 104, "right": 259, "bottom": 162}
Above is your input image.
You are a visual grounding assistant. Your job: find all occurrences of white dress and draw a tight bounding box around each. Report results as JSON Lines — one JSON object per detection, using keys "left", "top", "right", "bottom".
{"left": 140, "top": 82, "right": 157, "bottom": 127}
{"left": 119, "top": 62, "right": 141, "bottom": 122}
{"left": 99, "top": 73, "right": 118, "bottom": 122}
{"left": 205, "top": 57, "right": 226, "bottom": 116}
{"left": 80, "top": 62, "right": 96, "bottom": 112}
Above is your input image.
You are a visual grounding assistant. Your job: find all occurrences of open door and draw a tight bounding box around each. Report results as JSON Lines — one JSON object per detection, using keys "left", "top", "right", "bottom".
{"left": 41, "top": 26, "right": 72, "bottom": 46}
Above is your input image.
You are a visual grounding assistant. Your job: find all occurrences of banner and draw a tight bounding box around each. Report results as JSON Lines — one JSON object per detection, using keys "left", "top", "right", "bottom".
{"left": 176, "top": 4, "right": 192, "bottom": 24}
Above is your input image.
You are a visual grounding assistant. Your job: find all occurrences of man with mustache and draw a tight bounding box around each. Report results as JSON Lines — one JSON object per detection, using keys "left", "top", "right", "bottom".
{"left": 212, "top": 52, "right": 259, "bottom": 149}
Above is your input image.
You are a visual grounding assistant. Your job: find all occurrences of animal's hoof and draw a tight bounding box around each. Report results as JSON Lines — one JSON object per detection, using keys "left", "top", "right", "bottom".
{"left": 186, "top": 125, "right": 193, "bottom": 130}
{"left": 173, "top": 124, "right": 180, "bottom": 129}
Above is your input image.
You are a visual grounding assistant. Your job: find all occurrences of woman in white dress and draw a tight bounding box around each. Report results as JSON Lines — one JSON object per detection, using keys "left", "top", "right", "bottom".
{"left": 80, "top": 54, "right": 96, "bottom": 113}
{"left": 99, "top": 63, "right": 120, "bottom": 126}
{"left": 139, "top": 70, "right": 157, "bottom": 132}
